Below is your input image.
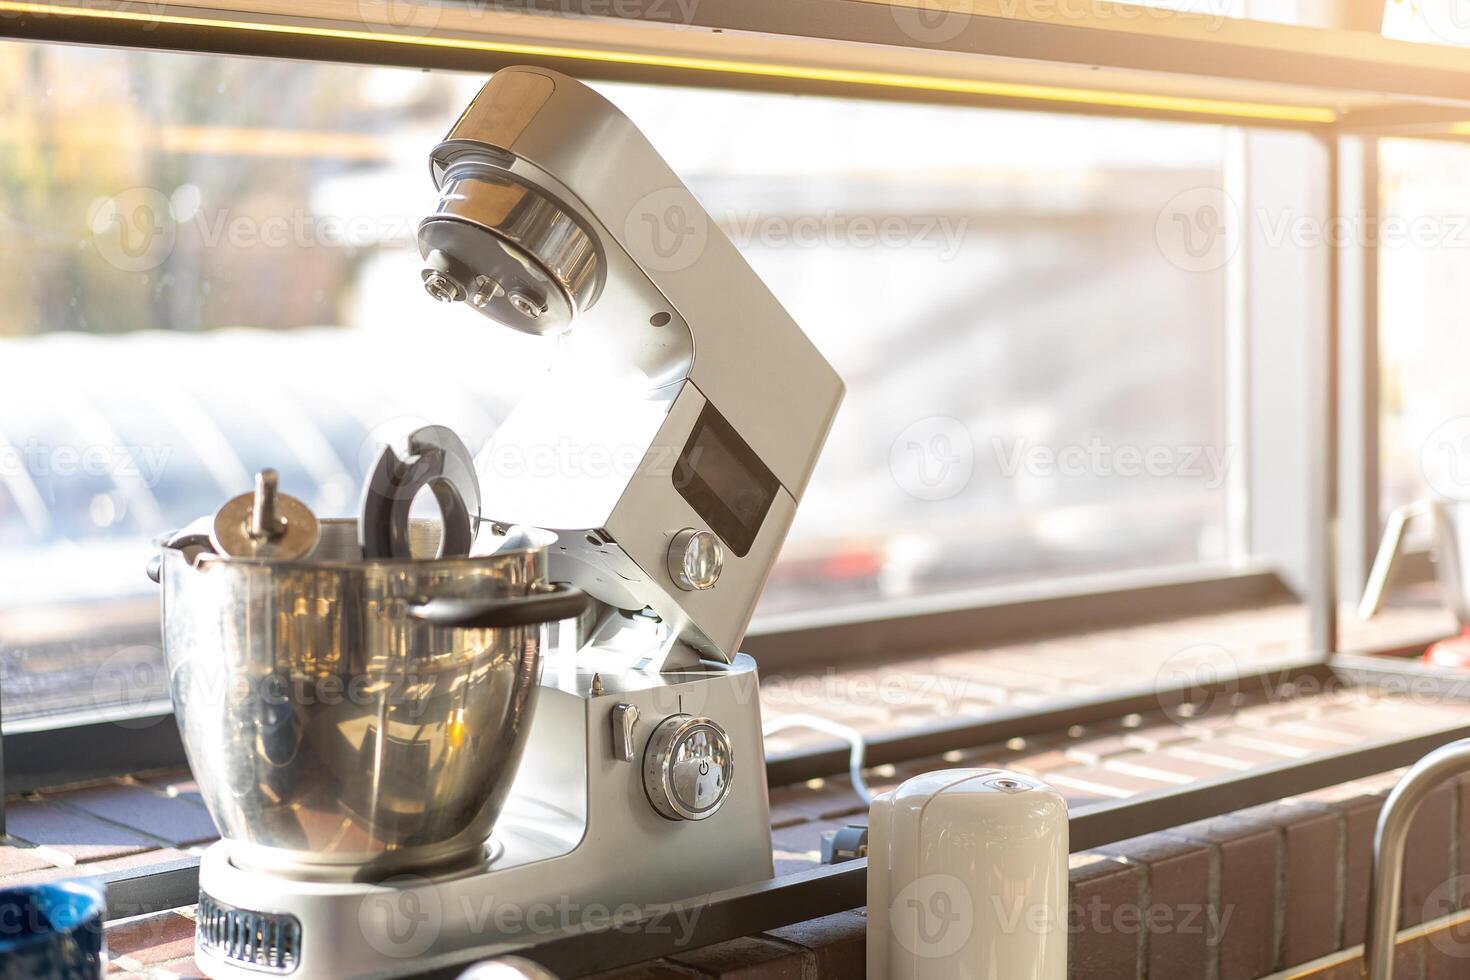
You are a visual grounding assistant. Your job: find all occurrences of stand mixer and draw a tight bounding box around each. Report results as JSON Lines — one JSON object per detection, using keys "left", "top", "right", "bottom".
{"left": 173, "top": 67, "right": 843, "bottom": 978}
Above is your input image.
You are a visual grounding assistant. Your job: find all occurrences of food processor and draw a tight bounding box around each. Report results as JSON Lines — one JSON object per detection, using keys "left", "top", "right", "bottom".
{"left": 154, "top": 66, "right": 844, "bottom": 978}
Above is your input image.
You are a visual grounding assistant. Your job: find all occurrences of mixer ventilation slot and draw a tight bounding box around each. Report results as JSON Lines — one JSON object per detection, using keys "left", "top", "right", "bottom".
{"left": 197, "top": 893, "right": 302, "bottom": 973}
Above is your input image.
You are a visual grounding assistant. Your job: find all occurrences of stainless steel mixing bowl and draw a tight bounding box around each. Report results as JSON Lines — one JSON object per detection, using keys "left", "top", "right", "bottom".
{"left": 157, "top": 519, "right": 586, "bottom": 881}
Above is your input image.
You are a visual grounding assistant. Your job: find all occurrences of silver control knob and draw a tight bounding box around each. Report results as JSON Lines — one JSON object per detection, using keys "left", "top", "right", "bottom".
{"left": 667, "top": 528, "right": 723, "bottom": 591}
{"left": 642, "top": 714, "right": 734, "bottom": 821}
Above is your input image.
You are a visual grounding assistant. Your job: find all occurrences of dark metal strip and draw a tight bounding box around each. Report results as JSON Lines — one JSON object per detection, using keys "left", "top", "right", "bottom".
{"left": 0, "top": 676, "right": 6, "bottom": 838}
{"left": 0, "top": 24, "right": 1320, "bottom": 131}
{"left": 0, "top": 3, "right": 1330, "bottom": 132}
{"left": 5, "top": 0, "right": 1470, "bottom": 113}
{"left": 765, "top": 657, "right": 1333, "bottom": 785}
{"left": 2, "top": 713, "right": 183, "bottom": 794}
{"left": 96, "top": 858, "right": 201, "bottom": 920}
{"left": 749, "top": 566, "right": 1292, "bottom": 672}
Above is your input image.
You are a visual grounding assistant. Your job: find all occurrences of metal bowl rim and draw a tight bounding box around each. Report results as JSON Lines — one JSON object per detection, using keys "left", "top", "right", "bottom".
{"left": 158, "top": 517, "right": 559, "bottom": 572}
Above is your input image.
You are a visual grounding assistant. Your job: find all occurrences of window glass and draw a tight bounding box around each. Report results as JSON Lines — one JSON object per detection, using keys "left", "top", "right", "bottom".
{"left": 0, "top": 41, "right": 1234, "bottom": 720}
{"left": 1379, "top": 139, "right": 1470, "bottom": 525}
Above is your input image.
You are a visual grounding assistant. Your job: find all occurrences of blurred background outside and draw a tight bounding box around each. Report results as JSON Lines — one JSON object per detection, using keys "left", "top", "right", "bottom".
{"left": 0, "top": 13, "right": 1457, "bottom": 721}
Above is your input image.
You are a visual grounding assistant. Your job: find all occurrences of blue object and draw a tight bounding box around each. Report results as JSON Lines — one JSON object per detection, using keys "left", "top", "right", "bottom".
{"left": 0, "top": 881, "right": 105, "bottom": 979}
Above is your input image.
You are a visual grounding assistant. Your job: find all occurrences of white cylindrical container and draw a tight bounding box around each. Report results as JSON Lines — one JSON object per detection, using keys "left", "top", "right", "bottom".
{"left": 867, "top": 769, "right": 1068, "bottom": 980}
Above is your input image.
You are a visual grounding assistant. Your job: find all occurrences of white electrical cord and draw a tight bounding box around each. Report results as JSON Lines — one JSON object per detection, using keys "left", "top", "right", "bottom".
{"left": 762, "top": 714, "right": 874, "bottom": 805}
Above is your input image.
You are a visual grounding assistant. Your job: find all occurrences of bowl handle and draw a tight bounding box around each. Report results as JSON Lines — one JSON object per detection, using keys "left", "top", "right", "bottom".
{"left": 408, "top": 583, "right": 590, "bottom": 629}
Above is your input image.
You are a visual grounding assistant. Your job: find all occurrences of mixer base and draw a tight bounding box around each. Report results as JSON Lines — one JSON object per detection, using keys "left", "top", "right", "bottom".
{"left": 194, "top": 654, "right": 775, "bottom": 979}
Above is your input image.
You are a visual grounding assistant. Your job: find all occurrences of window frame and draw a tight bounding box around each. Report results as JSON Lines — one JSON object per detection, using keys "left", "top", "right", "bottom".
{"left": 1, "top": 2, "right": 1467, "bottom": 949}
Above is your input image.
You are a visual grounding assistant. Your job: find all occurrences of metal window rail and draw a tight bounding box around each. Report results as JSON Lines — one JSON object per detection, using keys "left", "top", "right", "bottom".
{"left": 5, "top": 0, "right": 1470, "bottom": 135}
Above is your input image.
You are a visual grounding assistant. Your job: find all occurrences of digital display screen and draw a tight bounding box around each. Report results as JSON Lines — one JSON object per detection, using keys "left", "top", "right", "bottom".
{"left": 674, "top": 405, "right": 780, "bottom": 558}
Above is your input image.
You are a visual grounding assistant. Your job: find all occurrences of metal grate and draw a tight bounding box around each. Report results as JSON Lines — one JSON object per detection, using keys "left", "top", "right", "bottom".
{"left": 197, "top": 892, "right": 302, "bottom": 974}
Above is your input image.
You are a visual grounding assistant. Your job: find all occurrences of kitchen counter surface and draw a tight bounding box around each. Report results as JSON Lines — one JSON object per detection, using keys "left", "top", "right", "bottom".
{"left": 0, "top": 583, "right": 1458, "bottom": 977}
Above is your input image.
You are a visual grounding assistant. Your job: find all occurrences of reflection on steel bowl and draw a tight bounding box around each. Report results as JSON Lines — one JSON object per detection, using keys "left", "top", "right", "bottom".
{"left": 159, "top": 520, "right": 585, "bottom": 881}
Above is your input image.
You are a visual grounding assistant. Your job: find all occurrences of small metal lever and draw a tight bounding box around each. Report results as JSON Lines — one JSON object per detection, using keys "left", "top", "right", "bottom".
{"left": 611, "top": 703, "right": 640, "bottom": 763}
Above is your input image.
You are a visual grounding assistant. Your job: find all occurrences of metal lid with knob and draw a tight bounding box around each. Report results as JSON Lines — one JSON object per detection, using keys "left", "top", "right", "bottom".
{"left": 209, "top": 469, "right": 320, "bottom": 561}
{"left": 642, "top": 714, "right": 734, "bottom": 821}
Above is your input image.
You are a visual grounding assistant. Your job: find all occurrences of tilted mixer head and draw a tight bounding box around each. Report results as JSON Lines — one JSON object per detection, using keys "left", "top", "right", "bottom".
{"left": 415, "top": 67, "right": 844, "bottom": 664}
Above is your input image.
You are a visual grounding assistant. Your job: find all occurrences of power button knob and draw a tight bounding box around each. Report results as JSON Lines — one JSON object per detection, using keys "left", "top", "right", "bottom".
{"left": 642, "top": 714, "right": 734, "bottom": 821}
{"left": 668, "top": 528, "right": 723, "bottom": 591}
